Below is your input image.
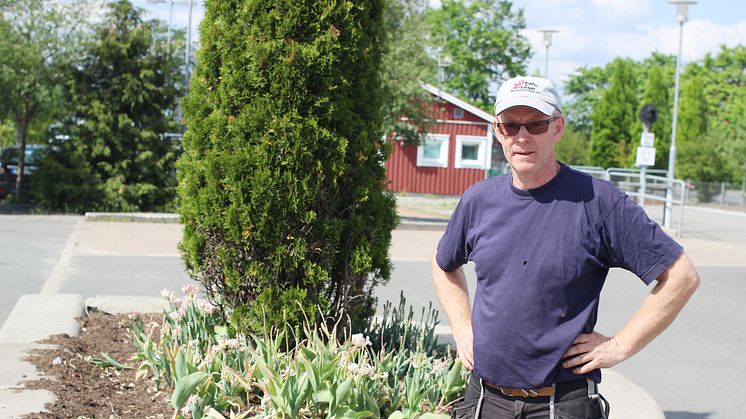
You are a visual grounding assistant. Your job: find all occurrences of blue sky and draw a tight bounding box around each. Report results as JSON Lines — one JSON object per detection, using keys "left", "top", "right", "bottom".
{"left": 132, "top": 0, "right": 746, "bottom": 91}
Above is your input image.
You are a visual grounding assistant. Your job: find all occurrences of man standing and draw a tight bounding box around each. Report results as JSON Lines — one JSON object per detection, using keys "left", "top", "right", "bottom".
{"left": 433, "top": 76, "right": 699, "bottom": 418}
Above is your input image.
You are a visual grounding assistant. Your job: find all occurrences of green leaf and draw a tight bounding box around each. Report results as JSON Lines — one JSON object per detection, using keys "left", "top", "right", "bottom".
{"left": 335, "top": 377, "right": 354, "bottom": 404}
{"left": 88, "top": 352, "right": 131, "bottom": 370}
{"left": 313, "top": 389, "right": 333, "bottom": 404}
{"left": 170, "top": 371, "right": 208, "bottom": 410}
{"left": 175, "top": 349, "right": 188, "bottom": 380}
{"left": 387, "top": 412, "right": 404, "bottom": 419}
{"left": 445, "top": 359, "right": 461, "bottom": 388}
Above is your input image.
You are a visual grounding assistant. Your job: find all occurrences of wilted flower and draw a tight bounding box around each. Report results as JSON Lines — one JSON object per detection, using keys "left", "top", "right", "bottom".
{"left": 225, "top": 338, "right": 240, "bottom": 349}
{"left": 169, "top": 308, "right": 185, "bottom": 321}
{"left": 351, "top": 333, "right": 371, "bottom": 348}
{"left": 182, "top": 284, "right": 198, "bottom": 299}
{"left": 346, "top": 362, "right": 362, "bottom": 375}
{"left": 160, "top": 288, "right": 175, "bottom": 301}
{"left": 173, "top": 297, "right": 186, "bottom": 309}
{"left": 127, "top": 309, "right": 138, "bottom": 320}
{"left": 280, "top": 366, "right": 296, "bottom": 380}
{"left": 198, "top": 300, "right": 216, "bottom": 314}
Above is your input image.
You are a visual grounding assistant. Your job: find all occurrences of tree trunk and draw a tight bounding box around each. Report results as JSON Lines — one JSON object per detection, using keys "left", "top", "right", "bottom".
{"left": 14, "top": 94, "right": 31, "bottom": 202}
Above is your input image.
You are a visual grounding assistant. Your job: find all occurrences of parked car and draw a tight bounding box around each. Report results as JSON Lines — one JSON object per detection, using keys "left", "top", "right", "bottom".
{"left": 0, "top": 144, "right": 47, "bottom": 199}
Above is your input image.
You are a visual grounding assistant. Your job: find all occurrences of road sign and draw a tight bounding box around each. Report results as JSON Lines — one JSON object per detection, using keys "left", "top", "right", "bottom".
{"left": 636, "top": 146, "right": 656, "bottom": 167}
{"left": 640, "top": 132, "right": 655, "bottom": 147}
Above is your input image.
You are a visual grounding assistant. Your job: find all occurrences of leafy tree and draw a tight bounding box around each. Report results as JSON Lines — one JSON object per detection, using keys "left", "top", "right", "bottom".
{"left": 178, "top": 0, "right": 397, "bottom": 335}
{"left": 426, "top": 0, "right": 531, "bottom": 111}
{"left": 676, "top": 75, "right": 717, "bottom": 180}
{"left": 700, "top": 45, "right": 746, "bottom": 181}
{"left": 564, "top": 53, "right": 675, "bottom": 143}
{"left": 556, "top": 125, "right": 589, "bottom": 166}
{"left": 0, "top": 0, "right": 87, "bottom": 200}
{"left": 564, "top": 66, "right": 611, "bottom": 136}
{"left": 589, "top": 58, "right": 638, "bottom": 168}
{"left": 33, "top": 0, "right": 181, "bottom": 212}
{"left": 380, "top": 0, "right": 437, "bottom": 143}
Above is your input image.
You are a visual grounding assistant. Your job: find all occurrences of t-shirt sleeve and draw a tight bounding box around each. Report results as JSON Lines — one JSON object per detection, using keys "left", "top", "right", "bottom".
{"left": 601, "top": 194, "right": 684, "bottom": 284}
{"left": 436, "top": 197, "right": 472, "bottom": 272}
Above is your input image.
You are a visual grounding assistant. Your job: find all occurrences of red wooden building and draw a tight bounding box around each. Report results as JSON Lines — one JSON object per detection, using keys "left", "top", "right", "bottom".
{"left": 385, "top": 83, "right": 505, "bottom": 195}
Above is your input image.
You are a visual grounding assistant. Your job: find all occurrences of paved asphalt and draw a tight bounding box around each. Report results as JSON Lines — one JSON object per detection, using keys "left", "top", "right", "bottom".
{"left": 1, "top": 204, "right": 745, "bottom": 419}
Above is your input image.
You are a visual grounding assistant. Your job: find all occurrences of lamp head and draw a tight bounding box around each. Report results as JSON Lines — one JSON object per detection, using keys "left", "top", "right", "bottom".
{"left": 669, "top": 0, "right": 697, "bottom": 23}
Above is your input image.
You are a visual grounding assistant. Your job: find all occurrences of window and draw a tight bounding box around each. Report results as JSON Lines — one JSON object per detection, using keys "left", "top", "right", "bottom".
{"left": 455, "top": 135, "right": 487, "bottom": 169}
{"left": 416, "top": 134, "right": 449, "bottom": 167}
{"left": 453, "top": 108, "right": 464, "bottom": 119}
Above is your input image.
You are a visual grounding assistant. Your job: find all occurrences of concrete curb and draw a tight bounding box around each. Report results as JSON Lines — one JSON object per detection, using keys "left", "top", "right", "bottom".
{"left": 85, "top": 295, "right": 170, "bottom": 315}
{"left": 85, "top": 212, "right": 179, "bottom": 223}
{"left": 83, "top": 211, "right": 449, "bottom": 231}
{"left": 0, "top": 294, "right": 85, "bottom": 344}
{"left": 0, "top": 294, "right": 87, "bottom": 417}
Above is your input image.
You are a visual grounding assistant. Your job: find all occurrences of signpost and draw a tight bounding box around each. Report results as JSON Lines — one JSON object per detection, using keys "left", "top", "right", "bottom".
{"left": 637, "top": 105, "right": 659, "bottom": 208}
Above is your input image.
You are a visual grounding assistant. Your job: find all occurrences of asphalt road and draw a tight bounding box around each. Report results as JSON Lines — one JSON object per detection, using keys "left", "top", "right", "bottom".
{"left": 0, "top": 216, "right": 79, "bottom": 324}
{"left": 1, "top": 204, "right": 744, "bottom": 419}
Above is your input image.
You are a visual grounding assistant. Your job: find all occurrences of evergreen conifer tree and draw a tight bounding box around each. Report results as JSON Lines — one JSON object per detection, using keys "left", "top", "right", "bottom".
{"left": 177, "top": 0, "right": 397, "bottom": 333}
{"left": 676, "top": 75, "right": 722, "bottom": 183}
{"left": 34, "top": 0, "right": 180, "bottom": 212}
{"left": 589, "top": 58, "right": 638, "bottom": 168}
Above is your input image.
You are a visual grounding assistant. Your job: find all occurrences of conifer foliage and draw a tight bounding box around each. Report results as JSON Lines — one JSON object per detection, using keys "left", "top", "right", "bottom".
{"left": 177, "top": 1, "right": 397, "bottom": 334}
{"left": 34, "top": 0, "right": 180, "bottom": 212}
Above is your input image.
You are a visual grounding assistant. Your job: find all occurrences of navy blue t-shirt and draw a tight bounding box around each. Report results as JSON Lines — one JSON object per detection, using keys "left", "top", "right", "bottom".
{"left": 436, "top": 164, "right": 683, "bottom": 388}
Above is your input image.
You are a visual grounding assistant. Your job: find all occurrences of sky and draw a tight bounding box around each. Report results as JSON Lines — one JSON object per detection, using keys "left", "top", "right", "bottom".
{"left": 131, "top": 0, "right": 746, "bottom": 92}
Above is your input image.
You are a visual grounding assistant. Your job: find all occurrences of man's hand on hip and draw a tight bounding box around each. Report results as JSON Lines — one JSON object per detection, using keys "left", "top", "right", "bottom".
{"left": 561, "top": 331, "right": 626, "bottom": 375}
{"left": 453, "top": 323, "right": 475, "bottom": 371}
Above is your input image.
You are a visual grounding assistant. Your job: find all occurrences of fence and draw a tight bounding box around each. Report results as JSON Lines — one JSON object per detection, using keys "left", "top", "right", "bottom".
{"left": 685, "top": 180, "right": 746, "bottom": 211}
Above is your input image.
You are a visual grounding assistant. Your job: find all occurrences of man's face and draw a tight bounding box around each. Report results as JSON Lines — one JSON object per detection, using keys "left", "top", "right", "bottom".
{"left": 493, "top": 106, "right": 563, "bottom": 186}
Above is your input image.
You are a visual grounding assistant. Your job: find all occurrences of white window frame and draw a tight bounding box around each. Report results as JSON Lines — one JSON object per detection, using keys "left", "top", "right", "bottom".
{"left": 455, "top": 135, "right": 488, "bottom": 169}
{"left": 416, "top": 134, "right": 450, "bottom": 168}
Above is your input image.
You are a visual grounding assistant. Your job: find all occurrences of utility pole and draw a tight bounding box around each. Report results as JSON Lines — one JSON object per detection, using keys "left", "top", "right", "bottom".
{"left": 537, "top": 29, "right": 558, "bottom": 78}
{"left": 664, "top": 0, "right": 696, "bottom": 228}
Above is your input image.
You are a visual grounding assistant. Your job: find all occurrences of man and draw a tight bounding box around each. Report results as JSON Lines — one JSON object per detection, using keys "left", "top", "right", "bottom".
{"left": 433, "top": 76, "right": 699, "bottom": 418}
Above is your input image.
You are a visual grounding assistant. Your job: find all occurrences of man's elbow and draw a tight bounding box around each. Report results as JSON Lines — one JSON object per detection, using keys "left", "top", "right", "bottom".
{"left": 671, "top": 254, "right": 700, "bottom": 299}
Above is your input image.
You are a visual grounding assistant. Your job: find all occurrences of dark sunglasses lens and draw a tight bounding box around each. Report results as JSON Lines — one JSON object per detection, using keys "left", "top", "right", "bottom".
{"left": 525, "top": 121, "right": 550, "bottom": 134}
{"left": 498, "top": 124, "right": 520, "bottom": 135}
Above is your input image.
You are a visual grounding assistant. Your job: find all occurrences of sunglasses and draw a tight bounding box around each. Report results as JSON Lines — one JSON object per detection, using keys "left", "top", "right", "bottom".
{"left": 496, "top": 117, "right": 559, "bottom": 136}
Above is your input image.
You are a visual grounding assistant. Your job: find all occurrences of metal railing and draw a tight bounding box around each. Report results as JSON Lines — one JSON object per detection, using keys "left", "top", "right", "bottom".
{"left": 606, "top": 171, "right": 686, "bottom": 238}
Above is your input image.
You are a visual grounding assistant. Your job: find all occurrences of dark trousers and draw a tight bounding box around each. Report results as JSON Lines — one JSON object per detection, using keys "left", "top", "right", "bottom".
{"left": 452, "top": 373, "right": 610, "bottom": 419}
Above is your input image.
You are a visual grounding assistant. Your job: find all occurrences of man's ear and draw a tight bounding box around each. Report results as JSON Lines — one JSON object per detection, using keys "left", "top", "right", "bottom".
{"left": 492, "top": 119, "right": 503, "bottom": 143}
{"left": 554, "top": 116, "right": 565, "bottom": 137}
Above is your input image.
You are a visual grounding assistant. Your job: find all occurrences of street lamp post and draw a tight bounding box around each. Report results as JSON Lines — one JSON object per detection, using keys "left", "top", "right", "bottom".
{"left": 664, "top": 1, "right": 696, "bottom": 228}
{"left": 147, "top": 0, "right": 195, "bottom": 94}
{"left": 538, "top": 30, "right": 559, "bottom": 78}
{"left": 146, "top": 0, "right": 175, "bottom": 55}
{"left": 184, "top": 0, "right": 194, "bottom": 93}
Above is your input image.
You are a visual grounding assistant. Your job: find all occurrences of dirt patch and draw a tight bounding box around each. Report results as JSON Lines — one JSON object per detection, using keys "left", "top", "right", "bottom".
{"left": 23, "top": 312, "right": 172, "bottom": 418}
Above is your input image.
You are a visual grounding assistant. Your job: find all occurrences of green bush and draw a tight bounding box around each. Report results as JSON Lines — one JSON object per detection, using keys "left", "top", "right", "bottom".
{"left": 177, "top": 1, "right": 397, "bottom": 335}
{"left": 32, "top": 0, "right": 181, "bottom": 213}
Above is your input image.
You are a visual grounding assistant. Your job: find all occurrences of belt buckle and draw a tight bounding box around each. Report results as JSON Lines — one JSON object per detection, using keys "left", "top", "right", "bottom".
{"left": 498, "top": 387, "right": 539, "bottom": 397}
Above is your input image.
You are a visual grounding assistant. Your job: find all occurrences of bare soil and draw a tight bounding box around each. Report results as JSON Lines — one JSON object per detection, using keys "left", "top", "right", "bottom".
{"left": 23, "top": 312, "right": 173, "bottom": 418}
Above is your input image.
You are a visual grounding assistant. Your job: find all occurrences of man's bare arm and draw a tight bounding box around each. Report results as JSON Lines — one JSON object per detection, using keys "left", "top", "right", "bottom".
{"left": 432, "top": 249, "right": 474, "bottom": 370}
{"left": 563, "top": 252, "right": 700, "bottom": 373}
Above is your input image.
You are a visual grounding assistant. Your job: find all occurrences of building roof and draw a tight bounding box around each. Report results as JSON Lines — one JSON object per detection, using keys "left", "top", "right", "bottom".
{"left": 421, "top": 83, "right": 494, "bottom": 123}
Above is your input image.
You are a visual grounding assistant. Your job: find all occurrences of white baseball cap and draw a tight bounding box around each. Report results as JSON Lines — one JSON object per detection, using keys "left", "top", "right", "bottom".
{"left": 493, "top": 76, "right": 562, "bottom": 116}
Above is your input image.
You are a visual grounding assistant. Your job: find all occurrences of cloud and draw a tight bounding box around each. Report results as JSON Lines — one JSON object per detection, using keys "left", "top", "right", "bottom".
{"left": 641, "top": 19, "right": 746, "bottom": 61}
{"left": 525, "top": 17, "right": 746, "bottom": 86}
{"left": 591, "top": 0, "right": 653, "bottom": 21}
